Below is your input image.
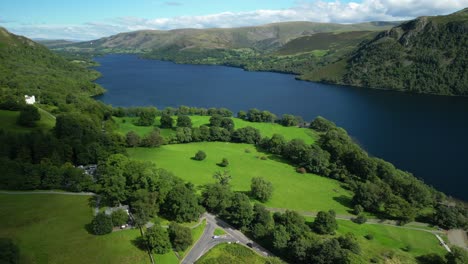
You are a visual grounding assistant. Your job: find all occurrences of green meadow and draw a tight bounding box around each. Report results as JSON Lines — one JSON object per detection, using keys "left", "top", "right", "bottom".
{"left": 127, "top": 142, "right": 353, "bottom": 214}
{"left": 0, "top": 194, "right": 180, "bottom": 264}
{"left": 304, "top": 216, "right": 446, "bottom": 263}
{"left": 0, "top": 109, "right": 55, "bottom": 133}
{"left": 114, "top": 115, "right": 317, "bottom": 144}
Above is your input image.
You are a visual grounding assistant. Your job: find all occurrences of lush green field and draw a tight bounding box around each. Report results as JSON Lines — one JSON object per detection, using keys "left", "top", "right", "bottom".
{"left": 0, "top": 109, "right": 55, "bottom": 133}
{"left": 0, "top": 194, "right": 178, "bottom": 264}
{"left": 114, "top": 115, "right": 316, "bottom": 144}
{"left": 304, "top": 216, "right": 446, "bottom": 263}
{"left": 196, "top": 243, "right": 267, "bottom": 264}
{"left": 128, "top": 142, "right": 352, "bottom": 214}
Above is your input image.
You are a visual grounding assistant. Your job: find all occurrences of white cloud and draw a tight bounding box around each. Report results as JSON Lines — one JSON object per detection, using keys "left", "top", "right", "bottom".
{"left": 3, "top": 0, "right": 468, "bottom": 40}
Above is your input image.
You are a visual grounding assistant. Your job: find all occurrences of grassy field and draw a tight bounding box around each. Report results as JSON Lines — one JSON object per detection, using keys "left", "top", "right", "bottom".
{"left": 0, "top": 193, "right": 180, "bottom": 264}
{"left": 196, "top": 243, "right": 267, "bottom": 264}
{"left": 114, "top": 115, "right": 316, "bottom": 144}
{"left": 128, "top": 142, "right": 353, "bottom": 214}
{"left": 0, "top": 109, "right": 55, "bottom": 133}
{"left": 304, "top": 216, "right": 446, "bottom": 263}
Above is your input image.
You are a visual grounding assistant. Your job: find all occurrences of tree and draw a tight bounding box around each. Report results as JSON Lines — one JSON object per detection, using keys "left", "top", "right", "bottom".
{"left": 97, "top": 154, "right": 129, "bottom": 205}
{"left": 220, "top": 117, "right": 235, "bottom": 131}
{"left": 168, "top": 222, "right": 193, "bottom": 251}
{"left": 160, "top": 114, "right": 174, "bottom": 128}
{"left": 237, "top": 110, "right": 247, "bottom": 120}
{"left": 213, "top": 170, "right": 231, "bottom": 185}
{"left": 446, "top": 246, "right": 468, "bottom": 264}
{"left": 125, "top": 131, "right": 141, "bottom": 147}
{"left": 313, "top": 211, "right": 338, "bottom": 234}
{"left": 0, "top": 238, "right": 19, "bottom": 264}
{"left": 111, "top": 209, "right": 129, "bottom": 227}
{"left": 161, "top": 183, "right": 203, "bottom": 222}
{"left": 338, "top": 233, "right": 360, "bottom": 254}
{"left": 310, "top": 116, "right": 336, "bottom": 132}
{"left": 17, "top": 105, "right": 40, "bottom": 127}
{"left": 141, "top": 130, "right": 164, "bottom": 147}
{"left": 177, "top": 115, "right": 192, "bottom": 128}
{"left": 251, "top": 203, "right": 274, "bottom": 239}
{"left": 142, "top": 225, "right": 171, "bottom": 254}
{"left": 136, "top": 107, "right": 157, "bottom": 126}
{"left": 209, "top": 114, "right": 223, "bottom": 127}
{"left": 201, "top": 183, "right": 233, "bottom": 214}
{"left": 352, "top": 214, "right": 367, "bottom": 224}
{"left": 176, "top": 127, "right": 192, "bottom": 143}
{"left": 194, "top": 150, "right": 206, "bottom": 161}
{"left": 218, "top": 158, "right": 229, "bottom": 167}
{"left": 250, "top": 177, "right": 273, "bottom": 202}
{"left": 280, "top": 114, "right": 299, "bottom": 127}
{"left": 225, "top": 192, "right": 253, "bottom": 228}
{"left": 273, "top": 225, "right": 290, "bottom": 251}
{"left": 309, "top": 238, "right": 349, "bottom": 264}
{"left": 232, "top": 126, "right": 261, "bottom": 144}
{"left": 353, "top": 204, "right": 364, "bottom": 215}
{"left": 91, "top": 213, "right": 113, "bottom": 235}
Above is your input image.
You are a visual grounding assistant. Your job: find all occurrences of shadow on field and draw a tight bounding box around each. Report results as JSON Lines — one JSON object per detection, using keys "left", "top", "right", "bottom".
{"left": 333, "top": 195, "right": 353, "bottom": 209}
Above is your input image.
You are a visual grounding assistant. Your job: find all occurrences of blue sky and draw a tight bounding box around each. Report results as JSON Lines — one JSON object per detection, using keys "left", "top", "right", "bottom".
{"left": 1, "top": 0, "right": 467, "bottom": 40}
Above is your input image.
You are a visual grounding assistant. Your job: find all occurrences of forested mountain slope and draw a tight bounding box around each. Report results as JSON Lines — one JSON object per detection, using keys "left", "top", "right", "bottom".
{"left": 306, "top": 8, "right": 468, "bottom": 96}
{"left": 0, "top": 27, "right": 104, "bottom": 107}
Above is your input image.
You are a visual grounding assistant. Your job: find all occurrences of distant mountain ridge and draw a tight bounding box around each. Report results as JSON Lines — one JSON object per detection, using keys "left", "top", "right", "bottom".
{"left": 52, "top": 21, "right": 400, "bottom": 52}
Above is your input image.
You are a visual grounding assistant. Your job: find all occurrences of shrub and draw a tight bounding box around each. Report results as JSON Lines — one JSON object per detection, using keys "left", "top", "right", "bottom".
{"left": 194, "top": 150, "right": 206, "bottom": 161}
{"left": 353, "top": 204, "right": 364, "bottom": 215}
{"left": 111, "top": 209, "right": 129, "bottom": 227}
{"left": 352, "top": 214, "right": 367, "bottom": 224}
{"left": 219, "top": 158, "right": 229, "bottom": 167}
{"left": 91, "top": 213, "right": 113, "bottom": 235}
{"left": 260, "top": 156, "right": 268, "bottom": 160}
{"left": 364, "top": 234, "right": 374, "bottom": 240}
{"left": 245, "top": 149, "right": 251, "bottom": 153}
{"left": 296, "top": 167, "right": 306, "bottom": 174}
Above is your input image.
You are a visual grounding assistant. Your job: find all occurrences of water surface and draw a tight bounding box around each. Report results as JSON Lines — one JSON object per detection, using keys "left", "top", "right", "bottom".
{"left": 95, "top": 54, "right": 468, "bottom": 200}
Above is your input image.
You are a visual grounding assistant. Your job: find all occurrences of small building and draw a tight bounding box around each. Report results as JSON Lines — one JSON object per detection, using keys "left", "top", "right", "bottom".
{"left": 25, "top": 95, "right": 36, "bottom": 105}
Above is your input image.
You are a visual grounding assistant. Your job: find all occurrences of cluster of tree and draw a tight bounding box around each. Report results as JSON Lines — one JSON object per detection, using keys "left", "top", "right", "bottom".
{"left": 258, "top": 116, "right": 462, "bottom": 226}
{"left": 96, "top": 154, "right": 204, "bottom": 225}
{"left": 417, "top": 246, "right": 468, "bottom": 264}
{"left": 0, "top": 238, "right": 19, "bottom": 264}
{"left": 89, "top": 209, "right": 130, "bottom": 235}
{"left": 237, "top": 109, "right": 276, "bottom": 123}
{"left": 125, "top": 129, "right": 165, "bottom": 148}
{"left": 113, "top": 105, "right": 232, "bottom": 119}
{"left": 202, "top": 183, "right": 357, "bottom": 264}
{"left": 137, "top": 220, "right": 193, "bottom": 255}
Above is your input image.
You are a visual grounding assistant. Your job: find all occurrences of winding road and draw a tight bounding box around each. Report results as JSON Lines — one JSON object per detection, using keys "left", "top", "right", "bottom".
{"left": 181, "top": 213, "right": 273, "bottom": 264}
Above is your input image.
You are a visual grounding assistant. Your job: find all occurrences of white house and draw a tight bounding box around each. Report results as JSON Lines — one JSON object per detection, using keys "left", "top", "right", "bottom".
{"left": 25, "top": 95, "right": 36, "bottom": 105}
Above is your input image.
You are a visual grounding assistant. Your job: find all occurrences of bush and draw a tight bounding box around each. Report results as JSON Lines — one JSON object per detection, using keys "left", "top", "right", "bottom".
{"left": 244, "top": 149, "right": 251, "bottom": 153}
{"left": 353, "top": 204, "right": 364, "bottom": 215}
{"left": 0, "top": 238, "right": 19, "bottom": 264}
{"left": 194, "top": 150, "right": 206, "bottom": 161}
{"left": 296, "top": 167, "right": 306, "bottom": 174}
{"left": 352, "top": 214, "right": 367, "bottom": 224}
{"left": 218, "top": 158, "right": 229, "bottom": 167}
{"left": 250, "top": 177, "right": 273, "bottom": 202}
{"left": 111, "top": 209, "right": 129, "bottom": 227}
{"left": 91, "top": 213, "right": 113, "bottom": 235}
{"left": 168, "top": 222, "right": 192, "bottom": 251}
{"left": 364, "top": 234, "right": 374, "bottom": 240}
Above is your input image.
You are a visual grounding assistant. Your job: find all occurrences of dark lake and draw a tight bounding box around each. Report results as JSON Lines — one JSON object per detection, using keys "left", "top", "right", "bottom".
{"left": 94, "top": 54, "right": 468, "bottom": 200}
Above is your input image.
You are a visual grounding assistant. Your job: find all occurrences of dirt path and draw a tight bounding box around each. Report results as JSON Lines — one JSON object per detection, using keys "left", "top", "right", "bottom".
{"left": 448, "top": 229, "right": 468, "bottom": 250}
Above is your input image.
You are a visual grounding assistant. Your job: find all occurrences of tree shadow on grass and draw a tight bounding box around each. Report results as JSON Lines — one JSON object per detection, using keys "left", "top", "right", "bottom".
{"left": 333, "top": 195, "right": 353, "bottom": 213}
{"left": 84, "top": 222, "right": 94, "bottom": 235}
{"left": 131, "top": 237, "right": 146, "bottom": 251}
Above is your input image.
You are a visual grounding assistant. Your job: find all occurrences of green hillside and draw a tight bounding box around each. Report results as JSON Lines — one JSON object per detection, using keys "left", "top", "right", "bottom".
{"left": 52, "top": 21, "right": 398, "bottom": 54}
{"left": 305, "top": 8, "right": 468, "bottom": 95}
{"left": 0, "top": 27, "right": 104, "bottom": 108}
